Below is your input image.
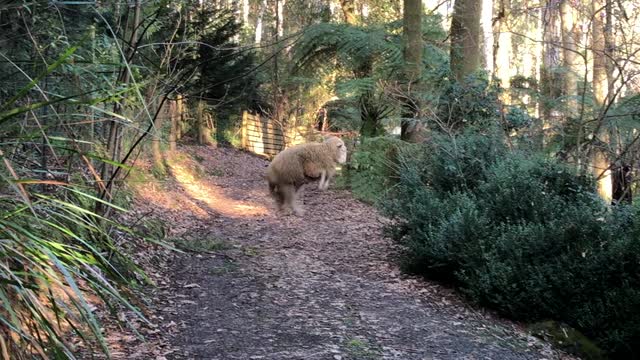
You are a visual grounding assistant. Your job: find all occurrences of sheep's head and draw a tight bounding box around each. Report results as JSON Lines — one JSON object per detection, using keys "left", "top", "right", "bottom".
{"left": 324, "top": 136, "right": 347, "bottom": 164}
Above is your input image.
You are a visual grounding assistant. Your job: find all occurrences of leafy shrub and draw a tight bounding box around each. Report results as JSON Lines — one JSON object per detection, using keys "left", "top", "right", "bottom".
{"left": 383, "top": 131, "right": 640, "bottom": 358}
{"left": 433, "top": 73, "right": 501, "bottom": 130}
{"left": 504, "top": 106, "right": 534, "bottom": 131}
{"left": 345, "top": 136, "right": 414, "bottom": 204}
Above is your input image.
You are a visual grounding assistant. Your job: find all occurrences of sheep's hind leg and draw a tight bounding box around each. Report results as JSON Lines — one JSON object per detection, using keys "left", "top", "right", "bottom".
{"left": 269, "top": 183, "right": 285, "bottom": 211}
{"left": 318, "top": 170, "right": 328, "bottom": 191}
{"left": 280, "top": 184, "right": 301, "bottom": 215}
{"left": 292, "top": 184, "right": 306, "bottom": 216}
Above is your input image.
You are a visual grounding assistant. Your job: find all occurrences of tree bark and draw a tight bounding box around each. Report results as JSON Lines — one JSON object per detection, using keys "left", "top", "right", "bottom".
{"left": 540, "top": 0, "right": 562, "bottom": 144}
{"left": 255, "top": 0, "right": 267, "bottom": 44}
{"left": 494, "top": 0, "right": 512, "bottom": 103}
{"left": 590, "top": 0, "right": 611, "bottom": 202}
{"left": 481, "top": 0, "right": 494, "bottom": 74}
{"left": 152, "top": 111, "right": 164, "bottom": 169}
{"left": 277, "top": 0, "right": 285, "bottom": 38}
{"left": 242, "top": 0, "right": 249, "bottom": 25}
{"left": 196, "top": 99, "right": 216, "bottom": 146}
{"left": 450, "top": 0, "right": 482, "bottom": 82}
{"left": 340, "top": 0, "right": 357, "bottom": 24}
{"left": 401, "top": 0, "right": 424, "bottom": 142}
{"left": 100, "top": 0, "right": 141, "bottom": 205}
{"left": 169, "top": 99, "right": 178, "bottom": 152}
{"left": 560, "top": 0, "right": 578, "bottom": 115}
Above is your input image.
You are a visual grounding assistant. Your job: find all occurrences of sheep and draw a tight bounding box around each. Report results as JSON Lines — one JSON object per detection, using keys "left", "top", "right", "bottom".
{"left": 266, "top": 136, "right": 347, "bottom": 215}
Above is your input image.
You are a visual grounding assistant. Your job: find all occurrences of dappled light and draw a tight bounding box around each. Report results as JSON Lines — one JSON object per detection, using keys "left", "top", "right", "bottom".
{"left": 167, "top": 159, "right": 269, "bottom": 218}
{"left": 134, "top": 150, "right": 269, "bottom": 219}
{"left": 4, "top": 0, "right": 640, "bottom": 358}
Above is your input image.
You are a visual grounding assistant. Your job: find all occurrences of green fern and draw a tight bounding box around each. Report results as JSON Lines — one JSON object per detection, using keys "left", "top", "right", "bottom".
{"left": 292, "top": 19, "right": 447, "bottom": 135}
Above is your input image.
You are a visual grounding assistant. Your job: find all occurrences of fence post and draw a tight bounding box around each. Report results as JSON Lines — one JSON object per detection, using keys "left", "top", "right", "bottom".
{"left": 241, "top": 111, "right": 248, "bottom": 149}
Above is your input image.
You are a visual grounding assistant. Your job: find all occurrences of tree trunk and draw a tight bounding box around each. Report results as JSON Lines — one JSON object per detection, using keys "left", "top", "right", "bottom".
{"left": 450, "top": 0, "right": 482, "bottom": 82}
{"left": 340, "top": 0, "right": 357, "bottom": 24}
{"left": 540, "top": 0, "right": 562, "bottom": 144}
{"left": 560, "top": 0, "right": 578, "bottom": 116}
{"left": 401, "top": 0, "right": 423, "bottom": 142}
{"left": 242, "top": 0, "right": 249, "bottom": 25}
{"left": 176, "top": 94, "right": 184, "bottom": 140}
{"left": 494, "top": 0, "right": 512, "bottom": 103}
{"left": 481, "top": 0, "right": 494, "bottom": 74}
{"left": 152, "top": 111, "right": 164, "bottom": 170}
{"left": 591, "top": 0, "right": 612, "bottom": 203}
{"left": 100, "top": 0, "right": 141, "bottom": 205}
{"left": 169, "top": 99, "right": 178, "bottom": 152}
{"left": 196, "top": 99, "right": 216, "bottom": 146}
{"left": 277, "top": 0, "right": 285, "bottom": 38}
{"left": 255, "top": 0, "right": 267, "bottom": 44}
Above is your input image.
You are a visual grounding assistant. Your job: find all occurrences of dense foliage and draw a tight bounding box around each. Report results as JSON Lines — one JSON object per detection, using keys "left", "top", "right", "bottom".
{"left": 0, "top": 1, "right": 256, "bottom": 356}
{"left": 378, "top": 129, "right": 640, "bottom": 357}
{"left": 343, "top": 136, "right": 411, "bottom": 203}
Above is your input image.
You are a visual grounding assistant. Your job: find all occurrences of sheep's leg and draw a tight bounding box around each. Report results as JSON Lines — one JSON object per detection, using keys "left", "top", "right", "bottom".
{"left": 280, "top": 184, "right": 297, "bottom": 215}
{"left": 318, "top": 170, "right": 327, "bottom": 190}
{"left": 292, "top": 184, "right": 305, "bottom": 216}
{"left": 319, "top": 169, "right": 335, "bottom": 191}
{"left": 269, "top": 182, "right": 284, "bottom": 210}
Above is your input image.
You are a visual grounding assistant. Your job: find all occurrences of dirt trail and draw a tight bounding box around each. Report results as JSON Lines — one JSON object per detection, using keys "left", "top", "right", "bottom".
{"left": 124, "top": 146, "right": 570, "bottom": 360}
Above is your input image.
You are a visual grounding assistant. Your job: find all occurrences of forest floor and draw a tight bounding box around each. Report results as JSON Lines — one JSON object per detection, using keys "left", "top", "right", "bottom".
{"left": 95, "top": 145, "right": 576, "bottom": 360}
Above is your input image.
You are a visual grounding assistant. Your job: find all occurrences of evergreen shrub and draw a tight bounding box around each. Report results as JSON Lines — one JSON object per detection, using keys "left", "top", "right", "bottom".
{"left": 346, "top": 136, "right": 414, "bottom": 204}
{"left": 382, "top": 130, "right": 640, "bottom": 358}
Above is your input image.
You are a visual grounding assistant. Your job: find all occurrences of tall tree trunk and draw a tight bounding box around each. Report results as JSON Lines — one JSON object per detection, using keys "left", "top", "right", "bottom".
{"left": 560, "top": 0, "right": 578, "bottom": 115}
{"left": 196, "top": 99, "right": 216, "bottom": 146}
{"left": 401, "top": 0, "right": 424, "bottom": 142}
{"left": 494, "top": 0, "right": 512, "bottom": 103}
{"left": 255, "top": 0, "right": 267, "bottom": 44}
{"left": 176, "top": 94, "right": 184, "bottom": 140}
{"left": 591, "top": 0, "right": 612, "bottom": 202}
{"left": 242, "top": 0, "right": 249, "bottom": 25}
{"left": 100, "top": 0, "right": 141, "bottom": 206}
{"left": 450, "top": 0, "right": 482, "bottom": 82}
{"left": 540, "top": 0, "right": 562, "bottom": 144}
{"left": 273, "top": 0, "right": 283, "bottom": 129}
{"left": 277, "top": 0, "right": 285, "bottom": 38}
{"left": 340, "top": 0, "right": 357, "bottom": 24}
{"left": 604, "top": 0, "right": 628, "bottom": 203}
{"left": 152, "top": 112, "right": 165, "bottom": 169}
{"left": 169, "top": 99, "right": 178, "bottom": 152}
{"left": 481, "top": 0, "right": 494, "bottom": 74}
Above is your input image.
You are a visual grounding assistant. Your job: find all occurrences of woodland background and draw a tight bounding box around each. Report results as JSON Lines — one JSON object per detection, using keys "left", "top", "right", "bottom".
{"left": 1, "top": 0, "right": 640, "bottom": 359}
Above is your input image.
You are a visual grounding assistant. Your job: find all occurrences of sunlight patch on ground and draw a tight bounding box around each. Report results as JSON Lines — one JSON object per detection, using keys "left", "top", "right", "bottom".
{"left": 168, "top": 161, "right": 268, "bottom": 218}
{"left": 135, "top": 183, "right": 210, "bottom": 218}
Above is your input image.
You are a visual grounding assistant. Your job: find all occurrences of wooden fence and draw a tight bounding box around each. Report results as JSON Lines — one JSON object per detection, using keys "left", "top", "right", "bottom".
{"left": 241, "top": 111, "right": 357, "bottom": 158}
{"left": 241, "top": 112, "right": 286, "bottom": 157}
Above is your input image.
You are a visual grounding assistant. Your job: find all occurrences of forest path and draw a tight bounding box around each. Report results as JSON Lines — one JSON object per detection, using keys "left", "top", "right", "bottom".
{"left": 125, "top": 145, "right": 569, "bottom": 360}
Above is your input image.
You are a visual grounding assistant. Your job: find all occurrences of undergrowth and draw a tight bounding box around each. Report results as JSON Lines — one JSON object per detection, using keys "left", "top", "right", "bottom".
{"left": 377, "top": 129, "right": 640, "bottom": 358}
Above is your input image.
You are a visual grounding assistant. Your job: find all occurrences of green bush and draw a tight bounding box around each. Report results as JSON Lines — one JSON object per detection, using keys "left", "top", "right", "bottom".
{"left": 345, "top": 136, "right": 414, "bottom": 204}
{"left": 382, "top": 131, "right": 640, "bottom": 358}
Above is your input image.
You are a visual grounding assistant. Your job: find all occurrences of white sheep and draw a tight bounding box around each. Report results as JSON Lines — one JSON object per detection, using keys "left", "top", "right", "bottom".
{"left": 266, "top": 136, "right": 347, "bottom": 215}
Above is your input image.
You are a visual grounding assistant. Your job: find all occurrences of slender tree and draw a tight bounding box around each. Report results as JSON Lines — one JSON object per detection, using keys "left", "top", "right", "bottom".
{"left": 591, "top": 0, "right": 612, "bottom": 202}
{"left": 101, "top": 0, "right": 142, "bottom": 204}
{"left": 494, "top": 0, "right": 512, "bottom": 103}
{"left": 255, "top": 0, "right": 267, "bottom": 44}
{"left": 450, "top": 0, "right": 482, "bottom": 81}
{"left": 560, "top": 0, "right": 578, "bottom": 115}
{"left": 340, "top": 0, "right": 357, "bottom": 24}
{"left": 481, "top": 0, "right": 494, "bottom": 74}
{"left": 401, "top": 0, "right": 424, "bottom": 142}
